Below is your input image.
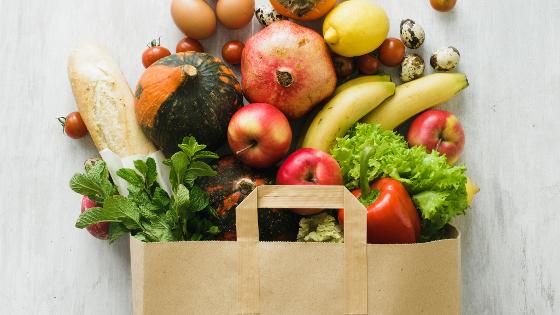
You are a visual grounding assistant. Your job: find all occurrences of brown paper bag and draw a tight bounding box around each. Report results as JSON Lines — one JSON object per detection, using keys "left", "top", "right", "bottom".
{"left": 130, "top": 185, "right": 460, "bottom": 315}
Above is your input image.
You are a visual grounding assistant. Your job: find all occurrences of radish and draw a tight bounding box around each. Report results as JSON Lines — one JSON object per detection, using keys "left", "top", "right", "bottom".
{"left": 81, "top": 196, "right": 109, "bottom": 240}
{"left": 241, "top": 20, "right": 336, "bottom": 119}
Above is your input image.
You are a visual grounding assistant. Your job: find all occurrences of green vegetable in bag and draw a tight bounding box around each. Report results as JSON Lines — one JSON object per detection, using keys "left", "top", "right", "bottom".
{"left": 331, "top": 123, "right": 468, "bottom": 241}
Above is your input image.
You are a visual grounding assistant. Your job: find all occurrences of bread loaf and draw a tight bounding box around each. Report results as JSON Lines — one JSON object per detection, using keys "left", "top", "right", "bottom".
{"left": 67, "top": 43, "right": 156, "bottom": 157}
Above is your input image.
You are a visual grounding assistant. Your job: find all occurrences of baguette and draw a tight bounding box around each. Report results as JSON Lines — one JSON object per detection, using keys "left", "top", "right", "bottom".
{"left": 67, "top": 42, "right": 156, "bottom": 157}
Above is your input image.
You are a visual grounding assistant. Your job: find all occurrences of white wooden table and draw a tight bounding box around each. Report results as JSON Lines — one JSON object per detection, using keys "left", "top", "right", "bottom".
{"left": 1, "top": 0, "right": 559, "bottom": 314}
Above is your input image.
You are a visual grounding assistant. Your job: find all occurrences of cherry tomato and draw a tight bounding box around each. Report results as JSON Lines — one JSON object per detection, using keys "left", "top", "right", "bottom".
{"left": 378, "top": 38, "right": 406, "bottom": 67}
{"left": 176, "top": 37, "right": 204, "bottom": 53}
{"left": 430, "top": 0, "right": 457, "bottom": 12}
{"left": 357, "top": 54, "right": 380, "bottom": 75}
{"left": 333, "top": 55, "right": 355, "bottom": 78}
{"left": 142, "top": 38, "right": 171, "bottom": 68}
{"left": 59, "top": 112, "right": 88, "bottom": 139}
{"left": 221, "top": 40, "right": 244, "bottom": 65}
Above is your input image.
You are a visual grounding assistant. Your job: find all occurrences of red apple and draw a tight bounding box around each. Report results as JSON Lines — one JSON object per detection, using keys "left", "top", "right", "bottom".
{"left": 81, "top": 196, "right": 109, "bottom": 240}
{"left": 228, "top": 103, "right": 292, "bottom": 168}
{"left": 407, "top": 109, "right": 465, "bottom": 164}
{"left": 276, "top": 148, "right": 343, "bottom": 215}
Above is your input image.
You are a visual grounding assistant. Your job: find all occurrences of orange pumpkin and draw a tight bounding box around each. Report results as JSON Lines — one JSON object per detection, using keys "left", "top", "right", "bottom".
{"left": 270, "top": 0, "right": 336, "bottom": 21}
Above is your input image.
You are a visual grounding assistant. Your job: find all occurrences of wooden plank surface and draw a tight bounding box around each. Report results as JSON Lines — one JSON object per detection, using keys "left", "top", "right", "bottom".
{"left": 0, "top": 0, "right": 559, "bottom": 314}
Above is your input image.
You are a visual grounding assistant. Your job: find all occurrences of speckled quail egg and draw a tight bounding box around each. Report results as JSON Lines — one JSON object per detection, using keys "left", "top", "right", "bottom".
{"left": 255, "top": 3, "right": 287, "bottom": 27}
{"left": 400, "top": 19, "right": 425, "bottom": 49}
{"left": 430, "top": 46, "right": 460, "bottom": 71}
{"left": 400, "top": 53, "right": 425, "bottom": 82}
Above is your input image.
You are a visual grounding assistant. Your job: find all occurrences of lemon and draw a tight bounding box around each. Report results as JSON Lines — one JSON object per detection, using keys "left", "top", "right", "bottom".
{"left": 323, "top": 0, "right": 389, "bottom": 57}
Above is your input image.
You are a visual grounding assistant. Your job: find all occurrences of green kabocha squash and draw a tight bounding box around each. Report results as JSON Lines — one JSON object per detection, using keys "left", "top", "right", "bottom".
{"left": 135, "top": 52, "right": 243, "bottom": 155}
{"left": 199, "top": 156, "right": 300, "bottom": 241}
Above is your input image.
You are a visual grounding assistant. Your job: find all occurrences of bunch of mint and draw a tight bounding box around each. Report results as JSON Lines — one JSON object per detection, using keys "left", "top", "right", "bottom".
{"left": 70, "top": 136, "right": 220, "bottom": 243}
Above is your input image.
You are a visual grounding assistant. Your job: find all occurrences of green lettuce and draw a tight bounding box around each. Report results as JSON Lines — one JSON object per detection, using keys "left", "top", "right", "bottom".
{"left": 331, "top": 123, "right": 468, "bottom": 241}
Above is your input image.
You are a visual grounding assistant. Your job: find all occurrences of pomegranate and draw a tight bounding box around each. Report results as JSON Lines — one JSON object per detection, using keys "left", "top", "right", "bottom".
{"left": 241, "top": 20, "right": 336, "bottom": 119}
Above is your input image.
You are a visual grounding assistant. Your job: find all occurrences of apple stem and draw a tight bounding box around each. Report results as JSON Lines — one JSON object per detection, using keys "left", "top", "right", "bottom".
{"left": 435, "top": 138, "right": 443, "bottom": 151}
{"left": 235, "top": 142, "right": 256, "bottom": 156}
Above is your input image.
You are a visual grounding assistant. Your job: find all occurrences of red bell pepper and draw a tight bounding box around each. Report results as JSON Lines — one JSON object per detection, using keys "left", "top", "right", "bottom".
{"left": 338, "top": 146, "right": 421, "bottom": 244}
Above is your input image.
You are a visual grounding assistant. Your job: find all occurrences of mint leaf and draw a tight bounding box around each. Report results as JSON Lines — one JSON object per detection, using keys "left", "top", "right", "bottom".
{"left": 174, "top": 184, "right": 190, "bottom": 210}
{"left": 193, "top": 150, "right": 219, "bottom": 160}
{"left": 108, "top": 223, "right": 128, "bottom": 243}
{"left": 117, "top": 168, "right": 145, "bottom": 189}
{"left": 188, "top": 185, "right": 209, "bottom": 212}
{"left": 87, "top": 160, "right": 109, "bottom": 181}
{"left": 75, "top": 207, "right": 119, "bottom": 228}
{"left": 190, "top": 233, "right": 203, "bottom": 241}
{"left": 185, "top": 160, "right": 217, "bottom": 185}
{"left": 127, "top": 184, "right": 150, "bottom": 206}
{"left": 152, "top": 187, "right": 171, "bottom": 209}
{"left": 103, "top": 195, "right": 142, "bottom": 227}
{"left": 145, "top": 158, "right": 157, "bottom": 189}
{"left": 207, "top": 225, "right": 220, "bottom": 235}
{"left": 138, "top": 204, "right": 159, "bottom": 220}
{"left": 133, "top": 160, "right": 148, "bottom": 177}
{"left": 70, "top": 174, "right": 106, "bottom": 198}
{"left": 168, "top": 151, "right": 189, "bottom": 189}
{"left": 143, "top": 218, "right": 175, "bottom": 242}
{"left": 71, "top": 136, "right": 221, "bottom": 243}
{"left": 70, "top": 160, "right": 116, "bottom": 202}
{"left": 178, "top": 136, "right": 206, "bottom": 158}
{"left": 133, "top": 233, "right": 149, "bottom": 242}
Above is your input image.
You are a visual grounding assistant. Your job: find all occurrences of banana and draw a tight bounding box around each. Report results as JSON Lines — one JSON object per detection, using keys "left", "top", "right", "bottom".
{"left": 334, "top": 75, "right": 391, "bottom": 95}
{"left": 466, "top": 177, "right": 480, "bottom": 206}
{"left": 302, "top": 81, "right": 395, "bottom": 152}
{"left": 297, "top": 75, "right": 391, "bottom": 147}
{"left": 361, "top": 73, "right": 468, "bottom": 130}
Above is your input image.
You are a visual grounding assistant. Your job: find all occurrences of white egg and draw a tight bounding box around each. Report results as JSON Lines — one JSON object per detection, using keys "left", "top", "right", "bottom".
{"left": 430, "top": 46, "right": 461, "bottom": 71}
{"left": 254, "top": 3, "right": 287, "bottom": 27}
{"left": 400, "top": 19, "right": 425, "bottom": 49}
{"left": 400, "top": 53, "right": 425, "bottom": 82}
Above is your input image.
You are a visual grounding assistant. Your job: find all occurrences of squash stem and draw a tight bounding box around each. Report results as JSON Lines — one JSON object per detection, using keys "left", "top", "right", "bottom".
{"left": 181, "top": 65, "right": 198, "bottom": 78}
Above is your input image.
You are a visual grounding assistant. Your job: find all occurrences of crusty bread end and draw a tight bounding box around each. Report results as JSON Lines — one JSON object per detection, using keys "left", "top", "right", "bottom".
{"left": 67, "top": 42, "right": 156, "bottom": 157}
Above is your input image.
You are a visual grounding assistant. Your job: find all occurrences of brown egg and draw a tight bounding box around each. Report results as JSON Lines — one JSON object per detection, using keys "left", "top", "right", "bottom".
{"left": 171, "top": 0, "right": 217, "bottom": 39}
{"left": 216, "top": 0, "right": 255, "bottom": 29}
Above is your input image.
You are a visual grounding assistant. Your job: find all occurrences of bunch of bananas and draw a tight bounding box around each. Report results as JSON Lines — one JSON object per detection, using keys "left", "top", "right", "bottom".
{"left": 302, "top": 72, "right": 468, "bottom": 151}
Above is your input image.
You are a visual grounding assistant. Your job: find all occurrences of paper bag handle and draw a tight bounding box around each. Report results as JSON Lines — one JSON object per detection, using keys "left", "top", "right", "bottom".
{"left": 236, "top": 185, "right": 368, "bottom": 315}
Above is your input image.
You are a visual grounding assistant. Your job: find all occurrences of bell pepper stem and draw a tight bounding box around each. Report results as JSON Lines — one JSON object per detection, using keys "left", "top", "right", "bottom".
{"left": 359, "top": 145, "right": 375, "bottom": 197}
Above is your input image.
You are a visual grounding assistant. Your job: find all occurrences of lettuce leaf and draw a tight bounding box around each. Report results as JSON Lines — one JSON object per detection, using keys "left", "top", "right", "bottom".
{"left": 331, "top": 123, "right": 468, "bottom": 241}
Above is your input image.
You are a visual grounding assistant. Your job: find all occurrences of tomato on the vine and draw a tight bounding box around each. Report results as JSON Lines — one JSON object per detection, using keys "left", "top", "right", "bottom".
{"left": 176, "top": 37, "right": 204, "bottom": 53}
{"left": 59, "top": 112, "right": 88, "bottom": 139}
{"left": 378, "top": 38, "right": 406, "bottom": 67}
{"left": 142, "top": 38, "right": 171, "bottom": 68}
{"left": 222, "top": 40, "right": 244, "bottom": 65}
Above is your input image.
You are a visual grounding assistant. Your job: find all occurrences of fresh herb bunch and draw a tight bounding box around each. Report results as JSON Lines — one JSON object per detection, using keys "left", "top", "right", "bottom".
{"left": 70, "top": 136, "right": 221, "bottom": 243}
{"left": 331, "top": 123, "right": 468, "bottom": 241}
